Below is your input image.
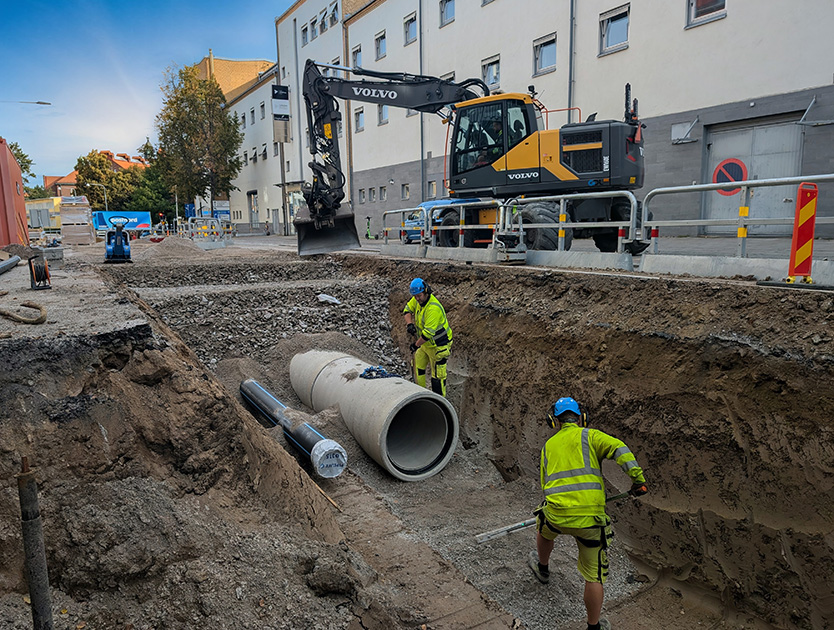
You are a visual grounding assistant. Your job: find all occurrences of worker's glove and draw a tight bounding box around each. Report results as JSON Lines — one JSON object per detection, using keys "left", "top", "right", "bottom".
{"left": 409, "top": 342, "right": 419, "bottom": 354}
{"left": 630, "top": 483, "right": 648, "bottom": 497}
{"left": 407, "top": 323, "right": 417, "bottom": 337}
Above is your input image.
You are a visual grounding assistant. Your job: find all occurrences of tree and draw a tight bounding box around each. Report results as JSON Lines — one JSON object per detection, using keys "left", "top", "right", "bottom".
{"left": 24, "top": 184, "right": 50, "bottom": 199}
{"left": 74, "top": 150, "right": 144, "bottom": 213}
{"left": 155, "top": 65, "right": 242, "bottom": 206}
{"left": 8, "top": 141, "right": 35, "bottom": 184}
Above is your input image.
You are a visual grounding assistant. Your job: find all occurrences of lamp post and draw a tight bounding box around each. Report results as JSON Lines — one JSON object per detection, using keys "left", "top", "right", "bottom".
{"left": 0, "top": 100, "right": 52, "bottom": 105}
{"left": 89, "top": 182, "right": 108, "bottom": 213}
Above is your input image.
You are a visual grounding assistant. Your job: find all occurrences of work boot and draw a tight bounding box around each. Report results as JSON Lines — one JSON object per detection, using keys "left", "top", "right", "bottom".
{"left": 527, "top": 551, "right": 549, "bottom": 584}
{"left": 587, "top": 619, "right": 611, "bottom": 630}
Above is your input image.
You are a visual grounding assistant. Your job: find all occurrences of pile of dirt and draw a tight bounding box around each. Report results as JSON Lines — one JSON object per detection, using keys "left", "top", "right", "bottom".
{"left": 132, "top": 237, "right": 210, "bottom": 261}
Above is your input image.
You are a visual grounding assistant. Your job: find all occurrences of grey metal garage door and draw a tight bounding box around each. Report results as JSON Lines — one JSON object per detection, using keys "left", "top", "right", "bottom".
{"left": 703, "top": 120, "right": 802, "bottom": 235}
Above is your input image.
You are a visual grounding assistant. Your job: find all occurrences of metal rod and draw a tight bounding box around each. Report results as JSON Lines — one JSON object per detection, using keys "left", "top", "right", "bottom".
{"left": 15, "top": 456, "right": 54, "bottom": 630}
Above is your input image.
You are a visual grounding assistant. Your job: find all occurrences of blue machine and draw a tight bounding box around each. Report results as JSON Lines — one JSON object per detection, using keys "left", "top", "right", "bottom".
{"left": 104, "top": 220, "right": 132, "bottom": 263}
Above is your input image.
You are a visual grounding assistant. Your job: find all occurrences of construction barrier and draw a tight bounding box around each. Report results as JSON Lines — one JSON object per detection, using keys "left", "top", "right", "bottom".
{"left": 788, "top": 183, "right": 819, "bottom": 280}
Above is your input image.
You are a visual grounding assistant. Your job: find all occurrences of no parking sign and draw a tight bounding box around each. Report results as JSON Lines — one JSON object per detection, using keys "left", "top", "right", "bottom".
{"left": 712, "top": 158, "right": 748, "bottom": 196}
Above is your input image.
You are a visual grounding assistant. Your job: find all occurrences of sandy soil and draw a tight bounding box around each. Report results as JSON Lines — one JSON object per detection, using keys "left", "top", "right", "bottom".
{"left": 1, "top": 238, "right": 832, "bottom": 629}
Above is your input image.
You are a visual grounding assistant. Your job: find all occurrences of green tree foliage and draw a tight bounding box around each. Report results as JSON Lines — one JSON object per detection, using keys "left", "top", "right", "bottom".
{"left": 75, "top": 150, "right": 144, "bottom": 213}
{"left": 155, "top": 65, "right": 242, "bottom": 205}
{"left": 24, "top": 184, "right": 50, "bottom": 199}
{"left": 8, "top": 141, "right": 35, "bottom": 184}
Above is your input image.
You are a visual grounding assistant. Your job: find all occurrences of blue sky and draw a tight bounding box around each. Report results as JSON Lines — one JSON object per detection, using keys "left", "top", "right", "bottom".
{"left": 0, "top": 0, "right": 294, "bottom": 185}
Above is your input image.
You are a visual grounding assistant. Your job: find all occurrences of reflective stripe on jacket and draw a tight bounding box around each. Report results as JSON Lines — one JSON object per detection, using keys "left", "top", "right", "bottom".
{"left": 540, "top": 423, "right": 645, "bottom": 520}
{"left": 403, "top": 294, "right": 452, "bottom": 347}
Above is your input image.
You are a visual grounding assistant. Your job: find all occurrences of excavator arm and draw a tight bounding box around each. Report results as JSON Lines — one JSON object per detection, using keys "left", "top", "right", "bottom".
{"left": 296, "top": 59, "right": 488, "bottom": 255}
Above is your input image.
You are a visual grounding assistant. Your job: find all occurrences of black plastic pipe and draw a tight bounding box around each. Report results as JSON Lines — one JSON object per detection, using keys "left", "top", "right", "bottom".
{"left": 240, "top": 378, "right": 347, "bottom": 478}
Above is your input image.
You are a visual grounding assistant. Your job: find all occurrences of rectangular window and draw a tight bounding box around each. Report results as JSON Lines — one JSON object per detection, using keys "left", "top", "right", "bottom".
{"left": 380, "top": 186, "right": 387, "bottom": 201}
{"left": 401, "top": 183, "right": 410, "bottom": 200}
{"left": 534, "top": 33, "right": 557, "bottom": 74}
{"left": 260, "top": 102, "right": 266, "bottom": 119}
{"left": 369, "top": 187, "right": 376, "bottom": 202}
{"left": 687, "top": 0, "right": 726, "bottom": 26}
{"left": 378, "top": 104, "right": 389, "bottom": 125}
{"left": 320, "top": 12, "right": 328, "bottom": 33}
{"left": 273, "top": 142, "right": 279, "bottom": 156}
{"left": 428, "top": 181, "right": 437, "bottom": 197}
{"left": 281, "top": 66, "right": 286, "bottom": 79}
{"left": 250, "top": 108, "right": 255, "bottom": 125}
{"left": 441, "top": 71, "right": 455, "bottom": 82}
{"left": 286, "top": 160, "right": 290, "bottom": 172}
{"left": 251, "top": 147, "right": 257, "bottom": 163}
{"left": 599, "top": 5, "right": 629, "bottom": 55}
{"left": 482, "top": 55, "right": 500, "bottom": 87}
{"left": 404, "top": 13, "right": 417, "bottom": 45}
{"left": 330, "top": 3, "right": 339, "bottom": 26}
{"left": 241, "top": 114, "right": 246, "bottom": 129}
{"left": 301, "top": 25, "right": 309, "bottom": 46}
{"left": 352, "top": 45, "right": 362, "bottom": 68}
{"left": 375, "top": 31, "right": 387, "bottom": 59}
{"left": 440, "top": 0, "right": 455, "bottom": 26}
{"left": 261, "top": 143, "right": 267, "bottom": 159}
{"left": 355, "top": 107, "right": 365, "bottom": 132}
{"left": 311, "top": 19, "right": 318, "bottom": 40}
{"left": 243, "top": 151, "right": 248, "bottom": 165}
{"left": 336, "top": 119, "right": 343, "bottom": 137}
{"left": 359, "top": 189, "right": 366, "bottom": 203}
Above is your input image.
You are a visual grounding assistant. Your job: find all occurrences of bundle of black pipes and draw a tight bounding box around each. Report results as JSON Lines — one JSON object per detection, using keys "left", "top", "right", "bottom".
{"left": 239, "top": 378, "right": 347, "bottom": 478}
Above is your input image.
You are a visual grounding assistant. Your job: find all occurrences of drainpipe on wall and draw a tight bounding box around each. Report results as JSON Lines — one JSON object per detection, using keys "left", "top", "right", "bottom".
{"left": 419, "top": 0, "right": 426, "bottom": 201}
{"left": 567, "top": 0, "right": 576, "bottom": 124}
{"left": 275, "top": 19, "right": 289, "bottom": 234}
{"left": 293, "top": 19, "right": 305, "bottom": 188}
{"left": 343, "top": 15, "right": 355, "bottom": 209}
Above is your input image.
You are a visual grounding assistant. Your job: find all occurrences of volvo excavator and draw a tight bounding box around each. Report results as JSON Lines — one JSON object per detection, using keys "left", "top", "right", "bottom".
{"left": 296, "top": 58, "right": 648, "bottom": 256}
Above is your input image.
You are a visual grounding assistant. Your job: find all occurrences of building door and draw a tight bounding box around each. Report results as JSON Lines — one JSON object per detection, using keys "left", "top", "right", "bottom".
{"left": 247, "top": 191, "right": 259, "bottom": 229}
{"left": 704, "top": 119, "right": 802, "bottom": 235}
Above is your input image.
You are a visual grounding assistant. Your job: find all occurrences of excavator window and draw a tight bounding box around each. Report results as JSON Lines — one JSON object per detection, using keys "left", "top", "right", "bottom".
{"left": 452, "top": 103, "right": 504, "bottom": 175}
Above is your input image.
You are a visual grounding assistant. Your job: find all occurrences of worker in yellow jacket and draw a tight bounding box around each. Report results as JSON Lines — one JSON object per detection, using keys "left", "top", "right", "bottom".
{"left": 529, "top": 397, "right": 648, "bottom": 630}
{"left": 403, "top": 277, "right": 453, "bottom": 396}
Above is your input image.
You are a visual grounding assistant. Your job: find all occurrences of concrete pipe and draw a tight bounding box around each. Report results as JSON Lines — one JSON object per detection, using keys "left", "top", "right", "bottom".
{"left": 290, "top": 350, "right": 459, "bottom": 482}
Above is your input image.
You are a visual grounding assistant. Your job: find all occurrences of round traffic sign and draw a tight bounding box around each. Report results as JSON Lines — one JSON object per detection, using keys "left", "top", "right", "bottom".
{"left": 712, "top": 158, "right": 748, "bottom": 196}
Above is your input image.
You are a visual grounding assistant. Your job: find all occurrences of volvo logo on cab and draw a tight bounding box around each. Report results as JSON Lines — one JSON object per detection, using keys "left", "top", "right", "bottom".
{"left": 351, "top": 87, "right": 398, "bottom": 99}
{"left": 508, "top": 171, "right": 538, "bottom": 181}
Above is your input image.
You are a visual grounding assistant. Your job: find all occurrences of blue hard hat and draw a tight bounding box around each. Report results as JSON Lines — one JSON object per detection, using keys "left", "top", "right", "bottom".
{"left": 409, "top": 278, "right": 427, "bottom": 295}
{"left": 552, "top": 397, "right": 581, "bottom": 419}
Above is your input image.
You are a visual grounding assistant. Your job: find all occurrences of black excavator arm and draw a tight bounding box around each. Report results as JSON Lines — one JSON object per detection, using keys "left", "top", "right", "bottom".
{"left": 296, "top": 59, "right": 489, "bottom": 256}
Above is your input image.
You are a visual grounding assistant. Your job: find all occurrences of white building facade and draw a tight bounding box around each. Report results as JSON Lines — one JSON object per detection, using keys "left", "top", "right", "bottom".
{"left": 274, "top": 0, "right": 834, "bottom": 238}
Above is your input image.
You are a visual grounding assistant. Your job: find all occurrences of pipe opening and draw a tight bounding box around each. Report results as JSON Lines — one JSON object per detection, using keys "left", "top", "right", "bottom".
{"left": 387, "top": 398, "right": 454, "bottom": 474}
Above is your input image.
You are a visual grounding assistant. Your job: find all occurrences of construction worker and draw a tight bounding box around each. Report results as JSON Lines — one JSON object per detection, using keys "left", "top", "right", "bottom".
{"left": 529, "top": 397, "right": 648, "bottom": 630}
{"left": 403, "top": 277, "right": 453, "bottom": 396}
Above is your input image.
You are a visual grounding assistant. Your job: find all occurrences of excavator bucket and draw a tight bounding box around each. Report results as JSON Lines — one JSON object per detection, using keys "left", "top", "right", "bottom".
{"left": 295, "top": 206, "right": 362, "bottom": 256}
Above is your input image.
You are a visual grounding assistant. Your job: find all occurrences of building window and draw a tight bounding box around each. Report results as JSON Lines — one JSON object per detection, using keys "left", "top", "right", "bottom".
{"left": 243, "top": 151, "right": 248, "bottom": 165}
{"left": 401, "top": 183, "right": 410, "bottom": 200}
{"left": 241, "top": 113, "right": 246, "bottom": 128}
{"left": 251, "top": 147, "right": 257, "bottom": 163}
{"left": 441, "top": 71, "right": 455, "bottom": 82}
{"left": 260, "top": 102, "right": 266, "bottom": 119}
{"left": 599, "top": 5, "right": 629, "bottom": 55}
{"left": 320, "top": 12, "right": 328, "bottom": 32}
{"left": 352, "top": 45, "right": 362, "bottom": 68}
{"left": 404, "top": 13, "right": 417, "bottom": 45}
{"left": 687, "top": 0, "right": 726, "bottom": 27}
{"left": 336, "top": 119, "right": 343, "bottom": 137}
{"left": 533, "top": 33, "right": 557, "bottom": 75}
{"left": 301, "top": 25, "right": 309, "bottom": 46}
{"left": 380, "top": 186, "right": 387, "bottom": 201}
{"left": 329, "top": 3, "right": 339, "bottom": 26}
{"left": 273, "top": 142, "right": 279, "bottom": 156}
{"left": 375, "top": 31, "right": 387, "bottom": 59}
{"left": 359, "top": 189, "right": 366, "bottom": 203}
{"left": 250, "top": 108, "right": 255, "bottom": 125}
{"left": 311, "top": 18, "right": 318, "bottom": 40}
{"left": 482, "top": 55, "right": 500, "bottom": 88}
{"left": 261, "top": 143, "right": 267, "bottom": 159}
{"left": 428, "top": 181, "right": 437, "bottom": 198}
{"left": 440, "top": 0, "right": 455, "bottom": 26}
{"left": 286, "top": 160, "right": 291, "bottom": 172}
{"left": 369, "top": 187, "right": 376, "bottom": 202}
{"left": 378, "top": 104, "right": 389, "bottom": 125}
{"left": 281, "top": 66, "right": 287, "bottom": 79}
{"left": 355, "top": 107, "right": 365, "bottom": 132}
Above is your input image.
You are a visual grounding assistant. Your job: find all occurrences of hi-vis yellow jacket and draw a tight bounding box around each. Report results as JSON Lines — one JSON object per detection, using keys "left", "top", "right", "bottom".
{"left": 403, "top": 294, "right": 453, "bottom": 348}
{"left": 540, "top": 423, "right": 645, "bottom": 523}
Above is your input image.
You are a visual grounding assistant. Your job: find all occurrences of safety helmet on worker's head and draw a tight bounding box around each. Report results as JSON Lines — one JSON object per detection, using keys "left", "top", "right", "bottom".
{"left": 410, "top": 277, "right": 427, "bottom": 295}
{"left": 547, "top": 397, "right": 585, "bottom": 429}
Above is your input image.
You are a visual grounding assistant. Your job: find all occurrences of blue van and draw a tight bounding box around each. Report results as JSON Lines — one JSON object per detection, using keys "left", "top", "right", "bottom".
{"left": 401, "top": 198, "right": 484, "bottom": 245}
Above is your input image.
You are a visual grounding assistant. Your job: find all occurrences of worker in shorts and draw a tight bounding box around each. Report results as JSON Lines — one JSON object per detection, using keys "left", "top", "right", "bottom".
{"left": 529, "top": 397, "right": 648, "bottom": 630}
{"left": 403, "top": 277, "right": 453, "bottom": 396}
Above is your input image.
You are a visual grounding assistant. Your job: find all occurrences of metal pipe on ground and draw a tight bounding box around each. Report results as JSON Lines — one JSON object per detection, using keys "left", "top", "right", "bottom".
{"left": 289, "top": 350, "right": 459, "bottom": 482}
{"left": 15, "top": 456, "right": 54, "bottom": 630}
{"left": 0, "top": 255, "right": 21, "bottom": 275}
{"left": 240, "top": 378, "right": 347, "bottom": 478}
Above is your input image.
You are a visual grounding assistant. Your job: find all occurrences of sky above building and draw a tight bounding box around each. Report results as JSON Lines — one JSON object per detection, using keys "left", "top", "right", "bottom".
{"left": 1, "top": 0, "right": 295, "bottom": 185}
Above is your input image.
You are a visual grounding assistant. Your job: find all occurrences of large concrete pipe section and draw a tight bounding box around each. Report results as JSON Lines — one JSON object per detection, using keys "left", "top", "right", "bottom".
{"left": 290, "top": 350, "right": 459, "bottom": 482}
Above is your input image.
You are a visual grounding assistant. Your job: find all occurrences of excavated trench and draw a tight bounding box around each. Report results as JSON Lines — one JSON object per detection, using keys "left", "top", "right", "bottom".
{"left": 1, "top": 241, "right": 832, "bottom": 629}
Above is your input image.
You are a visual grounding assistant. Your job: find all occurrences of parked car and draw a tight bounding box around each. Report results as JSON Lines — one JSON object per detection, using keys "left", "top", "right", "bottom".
{"left": 401, "top": 198, "right": 484, "bottom": 244}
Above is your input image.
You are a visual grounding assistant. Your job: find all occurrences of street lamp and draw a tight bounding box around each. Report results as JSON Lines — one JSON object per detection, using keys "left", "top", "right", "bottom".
{"left": 0, "top": 100, "right": 52, "bottom": 105}
{"left": 89, "top": 182, "right": 108, "bottom": 213}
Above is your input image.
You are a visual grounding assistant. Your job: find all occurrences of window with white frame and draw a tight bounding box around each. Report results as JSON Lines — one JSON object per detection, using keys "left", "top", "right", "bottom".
{"left": 428, "top": 181, "right": 437, "bottom": 197}
{"left": 311, "top": 18, "right": 318, "bottom": 40}
{"left": 534, "top": 33, "right": 557, "bottom": 74}
{"left": 352, "top": 45, "right": 362, "bottom": 68}
{"left": 329, "top": 3, "right": 339, "bottom": 26}
{"left": 378, "top": 104, "right": 389, "bottom": 125}
{"left": 251, "top": 147, "right": 257, "bottom": 163}
{"left": 404, "top": 13, "right": 417, "bottom": 45}
{"left": 355, "top": 107, "right": 365, "bottom": 131}
{"left": 599, "top": 5, "right": 629, "bottom": 54}
{"left": 273, "top": 142, "right": 279, "bottom": 156}
{"left": 369, "top": 187, "right": 376, "bottom": 202}
{"left": 687, "top": 0, "right": 726, "bottom": 27}
{"left": 401, "top": 183, "right": 410, "bottom": 200}
{"left": 302, "top": 25, "right": 309, "bottom": 45}
{"left": 260, "top": 102, "right": 265, "bottom": 119}
{"left": 250, "top": 108, "right": 255, "bottom": 125}
{"left": 286, "top": 160, "right": 290, "bottom": 172}
{"left": 331, "top": 57, "right": 341, "bottom": 77}
{"left": 320, "top": 12, "right": 328, "bottom": 32}
{"left": 240, "top": 113, "right": 246, "bottom": 129}
{"left": 375, "top": 31, "right": 387, "bottom": 59}
{"left": 380, "top": 186, "right": 387, "bottom": 201}
{"left": 281, "top": 66, "right": 287, "bottom": 79}
{"left": 482, "top": 55, "right": 500, "bottom": 88}
{"left": 440, "top": 0, "right": 454, "bottom": 26}
{"left": 261, "top": 143, "right": 267, "bottom": 159}
{"left": 359, "top": 189, "right": 366, "bottom": 203}
{"left": 243, "top": 151, "right": 248, "bottom": 165}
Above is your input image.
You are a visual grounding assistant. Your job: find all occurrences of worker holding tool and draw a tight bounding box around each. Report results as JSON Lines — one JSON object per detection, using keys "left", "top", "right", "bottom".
{"left": 403, "top": 277, "right": 453, "bottom": 397}
{"left": 529, "top": 397, "right": 647, "bottom": 630}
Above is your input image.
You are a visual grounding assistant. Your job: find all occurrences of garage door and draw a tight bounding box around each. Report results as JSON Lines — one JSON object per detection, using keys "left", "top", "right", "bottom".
{"left": 704, "top": 120, "right": 802, "bottom": 235}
